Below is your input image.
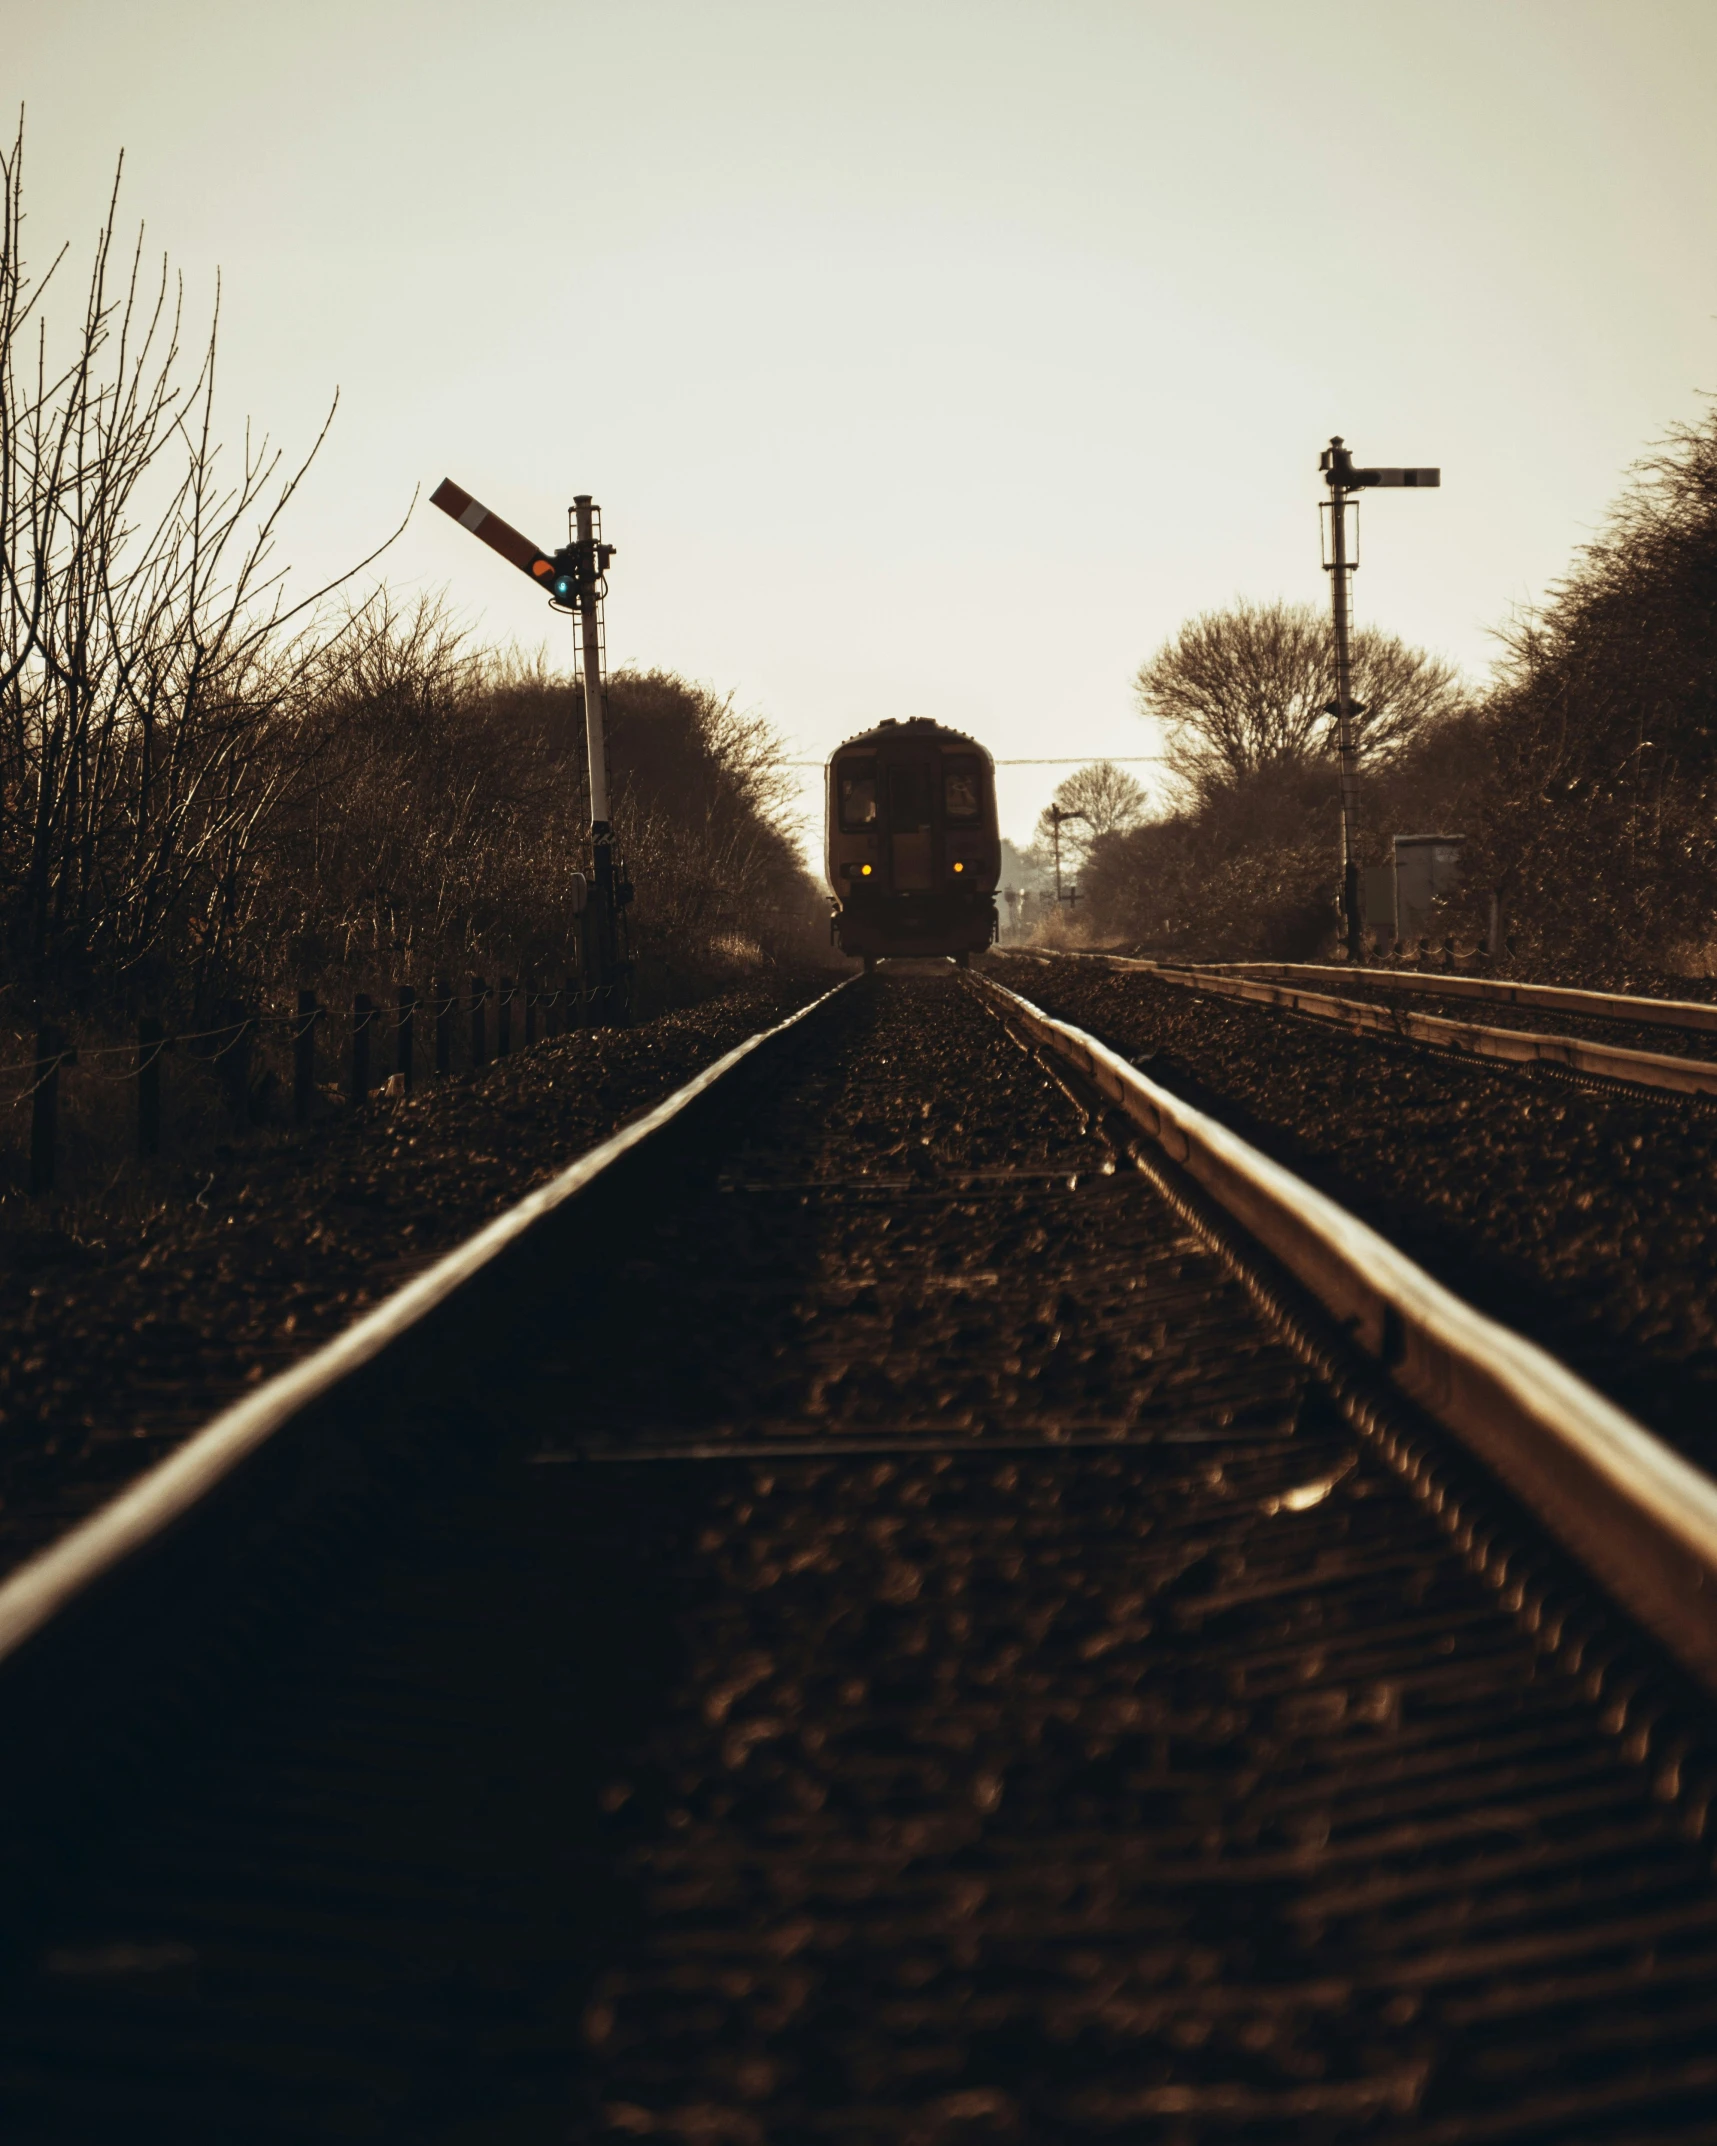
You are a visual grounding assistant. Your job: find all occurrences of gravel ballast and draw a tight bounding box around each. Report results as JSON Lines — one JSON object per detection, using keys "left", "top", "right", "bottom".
{"left": 990, "top": 953, "right": 1717, "bottom": 1472}
{"left": 0, "top": 973, "right": 833, "bottom": 1579}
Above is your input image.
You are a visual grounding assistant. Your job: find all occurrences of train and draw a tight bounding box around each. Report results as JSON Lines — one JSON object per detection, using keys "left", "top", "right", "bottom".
{"left": 825, "top": 718, "right": 1001, "bottom": 969}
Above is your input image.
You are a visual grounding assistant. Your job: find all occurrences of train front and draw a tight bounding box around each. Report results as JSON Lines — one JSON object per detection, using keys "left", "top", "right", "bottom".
{"left": 826, "top": 720, "right": 1000, "bottom": 963}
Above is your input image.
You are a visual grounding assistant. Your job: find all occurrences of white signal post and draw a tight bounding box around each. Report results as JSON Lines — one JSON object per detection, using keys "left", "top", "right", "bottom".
{"left": 1319, "top": 438, "right": 1439, "bottom": 962}
{"left": 568, "top": 494, "right": 626, "bottom": 1015}
{"left": 573, "top": 494, "right": 610, "bottom": 828}
{"left": 430, "top": 478, "right": 628, "bottom": 1020}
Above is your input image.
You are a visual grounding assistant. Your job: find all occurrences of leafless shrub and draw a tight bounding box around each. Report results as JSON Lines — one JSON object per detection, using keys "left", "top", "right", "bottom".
{"left": 256, "top": 597, "right": 587, "bottom": 991}
{"left": 604, "top": 667, "right": 816, "bottom": 978}
{"left": 1080, "top": 763, "right": 1339, "bottom": 961}
{"left": 1459, "top": 408, "right": 1717, "bottom": 969}
{"left": 242, "top": 606, "right": 822, "bottom": 1009}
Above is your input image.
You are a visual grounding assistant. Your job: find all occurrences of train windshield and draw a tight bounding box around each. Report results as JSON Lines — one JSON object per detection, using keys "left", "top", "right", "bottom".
{"left": 837, "top": 757, "right": 878, "bottom": 830}
{"left": 943, "top": 756, "right": 983, "bottom": 823}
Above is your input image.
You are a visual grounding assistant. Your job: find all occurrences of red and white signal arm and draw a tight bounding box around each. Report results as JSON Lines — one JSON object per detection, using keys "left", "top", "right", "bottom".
{"left": 430, "top": 479, "right": 560, "bottom": 587}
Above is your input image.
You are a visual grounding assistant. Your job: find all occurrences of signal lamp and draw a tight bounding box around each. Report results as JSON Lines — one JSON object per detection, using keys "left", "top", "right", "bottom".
{"left": 548, "top": 544, "right": 582, "bottom": 606}
{"left": 861, "top": 863, "right": 872, "bottom": 876}
{"left": 953, "top": 861, "right": 964, "bottom": 873}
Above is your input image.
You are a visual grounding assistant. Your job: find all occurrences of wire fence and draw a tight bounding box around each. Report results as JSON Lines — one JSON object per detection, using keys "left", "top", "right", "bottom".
{"left": 6, "top": 970, "right": 596, "bottom": 1197}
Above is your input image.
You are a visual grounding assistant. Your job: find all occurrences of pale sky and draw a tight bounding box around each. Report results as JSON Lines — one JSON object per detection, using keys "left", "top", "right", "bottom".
{"left": 11, "top": 1, "right": 1717, "bottom": 845}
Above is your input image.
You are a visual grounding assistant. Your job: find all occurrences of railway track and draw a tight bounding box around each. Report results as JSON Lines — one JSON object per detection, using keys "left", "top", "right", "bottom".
{"left": 997, "top": 948, "right": 1717, "bottom": 1473}
{"left": 1188, "top": 961, "right": 1717, "bottom": 1038}
{"left": 4, "top": 968, "right": 1717, "bottom": 2140}
{"left": 1036, "top": 951, "right": 1717, "bottom": 1098}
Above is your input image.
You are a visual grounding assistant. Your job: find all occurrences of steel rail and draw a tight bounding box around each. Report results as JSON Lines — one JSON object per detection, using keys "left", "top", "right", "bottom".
{"left": 1020, "top": 949, "right": 1717, "bottom": 1098}
{"left": 1170, "top": 958, "right": 1717, "bottom": 1036}
{"left": 973, "top": 971, "right": 1717, "bottom": 1694}
{"left": 0, "top": 982, "right": 850, "bottom": 1672}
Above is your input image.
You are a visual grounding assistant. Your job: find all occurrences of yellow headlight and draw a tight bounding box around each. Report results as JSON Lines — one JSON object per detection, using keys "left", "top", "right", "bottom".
{"left": 953, "top": 861, "right": 964, "bottom": 873}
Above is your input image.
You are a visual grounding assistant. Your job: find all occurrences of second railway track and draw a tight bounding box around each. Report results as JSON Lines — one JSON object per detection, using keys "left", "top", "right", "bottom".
{"left": 997, "top": 949, "right": 1717, "bottom": 1475}
{"left": 4, "top": 970, "right": 1717, "bottom": 2140}
{"left": 1046, "top": 951, "right": 1717, "bottom": 1095}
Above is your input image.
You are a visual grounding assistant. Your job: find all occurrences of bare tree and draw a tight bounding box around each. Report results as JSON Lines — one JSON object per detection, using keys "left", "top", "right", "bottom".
{"left": 1135, "top": 597, "right": 1463, "bottom": 809}
{"left": 0, "top": 118, "right": 396, "bottom": 1010}
{"left": 1030, "top": 760, "right": 1147, "bottom": 870}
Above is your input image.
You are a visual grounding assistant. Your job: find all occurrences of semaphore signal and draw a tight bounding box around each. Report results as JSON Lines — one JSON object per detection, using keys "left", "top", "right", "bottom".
{"left": 431, "top": 479, "right": 631, "bottom": 1020}
{"left": 1319, "top": 437, "right": 1440, "bottom": 963}
{"left": 1044, "top": 802, "right": 1087, "bottom": 908}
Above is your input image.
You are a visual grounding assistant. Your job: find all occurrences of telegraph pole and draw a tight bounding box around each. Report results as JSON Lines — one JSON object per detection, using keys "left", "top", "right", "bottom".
{"left": 431, "top": 477, "right": 629, "bottom": 1019}
{"left": 1319, "top": 438, "right": 1439, "bottom": 962}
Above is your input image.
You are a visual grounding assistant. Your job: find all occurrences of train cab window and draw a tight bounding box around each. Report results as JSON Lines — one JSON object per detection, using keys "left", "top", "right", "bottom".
{"left": 888, "top": 762, "right": 933, "bottom": 832}
{"left": 943, "top": 756, "right": 983, "bottom": 823}
{"left": 838, "top": 757, "right": 878, "bottom": 830}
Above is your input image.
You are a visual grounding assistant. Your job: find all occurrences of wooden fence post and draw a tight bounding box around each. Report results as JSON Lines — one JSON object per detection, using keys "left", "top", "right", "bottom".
{"left": 138, "top": 1017, "right": 164, "bottom": 1159}
{"left": 497, "top": 976, "right": 514, "bottom": 1058}
{"left": 352, "top": 994, "right": 374, "bottom": 1105}
{"left": 294, "top": 992, "right": 318, "bottom": 1125}
{"left": 397, "top": 983, "right": 416, "bottom": 1091}
{"left": 29, "top": 1024, "right": 66, "bottom": 1196}
{"left": 470, "top": 977, "right": 488, "bottom": 1068}
{"left": 566, "top": 970, "right": 581, "bottom": 1032}
{"left": 434, "top": 978, "right": 453, "bottom": 1076}
{"left": 524, "top": 981, "right": 538, "bottom": 1049}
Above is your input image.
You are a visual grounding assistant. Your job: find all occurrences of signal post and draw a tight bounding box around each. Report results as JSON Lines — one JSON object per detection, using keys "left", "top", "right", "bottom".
{"left": 1319, "top": 438, "right": 1439, "bottom": 962}
{"left": 569, "top": 494, "right": 626, "bottom": 1017}
{"left": 1046, "top": 802, "right": 1088, "bottom": 907}
{"left": 431, "top": 478, "right": 630, "bottom": 1020}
